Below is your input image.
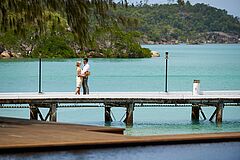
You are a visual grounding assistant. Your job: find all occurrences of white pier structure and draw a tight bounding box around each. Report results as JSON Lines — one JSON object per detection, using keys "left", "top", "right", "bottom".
{"left": 0, "top": 91, "right": 240, "bottom": 125}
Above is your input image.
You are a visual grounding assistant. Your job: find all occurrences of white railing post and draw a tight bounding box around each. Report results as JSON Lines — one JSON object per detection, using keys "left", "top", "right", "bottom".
{"left": 193, "top": 80, "right": 200, "bottom": 95}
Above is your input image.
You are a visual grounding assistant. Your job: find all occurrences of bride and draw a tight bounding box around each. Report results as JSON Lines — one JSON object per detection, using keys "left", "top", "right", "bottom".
{"left": 75, "top": 61, "right": 83, "bottom": 95}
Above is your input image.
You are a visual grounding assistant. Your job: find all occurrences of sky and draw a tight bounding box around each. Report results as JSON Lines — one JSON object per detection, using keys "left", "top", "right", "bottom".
{"left": 128, "top": 0, "right": 240, "bottom": 17}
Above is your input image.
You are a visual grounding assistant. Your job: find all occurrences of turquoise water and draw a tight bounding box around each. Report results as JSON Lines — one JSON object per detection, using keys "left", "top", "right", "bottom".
{"left": 0, "top": 44, "right": 240, "bottom": 136}
{"left": 1, "top": 44, "right": 240, "bottom": 159}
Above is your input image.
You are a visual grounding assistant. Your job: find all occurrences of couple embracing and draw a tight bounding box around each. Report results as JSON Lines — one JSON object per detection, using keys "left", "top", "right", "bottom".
{"left": 75, "top": 58, "right": 90, "bottom": 95}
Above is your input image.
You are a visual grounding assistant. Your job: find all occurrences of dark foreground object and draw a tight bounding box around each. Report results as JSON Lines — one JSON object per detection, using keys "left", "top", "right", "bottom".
{"left": 0, "top": 117, "right": 240, "bottom": 153}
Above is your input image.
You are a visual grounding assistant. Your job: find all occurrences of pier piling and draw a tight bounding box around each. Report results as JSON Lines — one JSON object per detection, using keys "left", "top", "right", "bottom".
{"left": 216, "top": 103, "right": 224, "bottom": 124}
{"left": 105, "top": 105, "right": 113, "bottom": 123}
{"left": 29, "top": 104, "right": 57, "bottom": 122}
{"left": 30, "top": 105, "right": 38, "bottom": 120}
{"left": 49, "top": 103, "right": 57, "bottom": 122}
{"left": 1, "top": 91, "right": 239, "bottom": 125}
{"left": 125, "top": 103, "right": 134, "bottom": 126}
{"left": 191, "top": 105, "right": 200, "bottom": 121}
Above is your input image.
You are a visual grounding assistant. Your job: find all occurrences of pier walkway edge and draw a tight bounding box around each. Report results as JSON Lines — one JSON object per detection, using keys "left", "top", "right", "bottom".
{"left": 0, "top": 91, "right": 240, "bottom": 125}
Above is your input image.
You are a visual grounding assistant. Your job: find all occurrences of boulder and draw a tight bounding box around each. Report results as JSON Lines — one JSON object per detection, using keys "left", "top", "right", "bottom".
{"left": 99, "top": 53, "right": 104, "bottom": 57}
{"left": 26, "top": 46, "right": 32, "bottom": 52}
{"left": 87, "top": 51, "right": 104, "bottom": 58}
{"left": 8, "top": 52, "right": 13, "bottom": 57}
{"left": 87, "top": 51, "right": 94, "bottom": 58}
{"left": 147, "top": 41, "right": 155, "bottom": 45}
{"left": 1, "top": 51, "right": 11, "bottom": 58}
{"left": 151, "top": 51, "right": 160, "bottom": 57}
{"left": 11, "top": 52, "right": 22, "bottom": 58}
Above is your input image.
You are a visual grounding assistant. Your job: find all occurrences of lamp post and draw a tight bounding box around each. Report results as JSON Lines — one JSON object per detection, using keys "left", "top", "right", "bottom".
{"left": 165, "top": 52, "right": 168, "bottom": 92}
{"left": 38, "top": 54, "right": 42, "bottom": 94}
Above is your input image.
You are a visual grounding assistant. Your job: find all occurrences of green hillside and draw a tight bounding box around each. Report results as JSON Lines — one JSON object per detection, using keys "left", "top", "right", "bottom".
{"left": 117, "top": 2, "right": 240, "bottom": 44}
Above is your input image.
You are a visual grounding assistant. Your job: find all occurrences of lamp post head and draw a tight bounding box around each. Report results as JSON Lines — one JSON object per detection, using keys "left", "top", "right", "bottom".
{"left": 165, "top": 52, "right": 168, "bottom": 59}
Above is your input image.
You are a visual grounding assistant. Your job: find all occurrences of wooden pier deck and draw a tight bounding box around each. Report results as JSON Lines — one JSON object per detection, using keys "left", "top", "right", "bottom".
{"left": 0, "top": 117, "right": 240, "bottom": 153}
{"left": 0, "top": 91, "right": 240, "bottom": 125}
{"left": 0, "top": 91, "right": 240, "bottom": 104}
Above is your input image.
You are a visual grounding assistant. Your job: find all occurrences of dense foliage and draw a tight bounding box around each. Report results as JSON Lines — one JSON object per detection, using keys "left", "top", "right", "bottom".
{"left": 0, "top": 0, "right": 151, "bottom": 58}
{"left": 0, "top": 0, "right": 117, "bottom": 47}
{"left": 118, "top": 2, "right": 240, "bottom": 43}
{"left": 1, "top": 1, "right": 239, "bottom": 58}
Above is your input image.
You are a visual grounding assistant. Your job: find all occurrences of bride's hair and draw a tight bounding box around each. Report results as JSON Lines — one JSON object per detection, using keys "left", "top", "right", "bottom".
{"left": 76, "top": 61, "right": 81, "bottom": 66}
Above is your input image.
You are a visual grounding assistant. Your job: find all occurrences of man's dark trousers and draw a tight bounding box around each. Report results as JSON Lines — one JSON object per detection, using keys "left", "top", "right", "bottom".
{"left": 83, "top": 77, "right": 89, "bottom": 95}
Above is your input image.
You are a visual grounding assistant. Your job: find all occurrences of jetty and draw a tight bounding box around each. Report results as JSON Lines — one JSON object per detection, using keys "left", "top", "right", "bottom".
{"left": 0, "top": 91, "right": 240, "bottom": 125}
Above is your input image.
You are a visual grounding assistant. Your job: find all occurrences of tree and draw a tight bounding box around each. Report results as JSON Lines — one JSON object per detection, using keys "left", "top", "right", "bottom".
{"left": 177, "top": 0, "right": 185, "bottom": 6}
{"left": 0, "top": 0, "right": 119, "bottom": 48}
{"left": 186, "top": 1, "right": 191, "bottom": 6}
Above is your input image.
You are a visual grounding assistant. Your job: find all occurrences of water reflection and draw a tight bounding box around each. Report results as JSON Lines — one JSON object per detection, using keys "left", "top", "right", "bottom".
{"left": 1, "top": 142, "right": 240, "bottom": 160}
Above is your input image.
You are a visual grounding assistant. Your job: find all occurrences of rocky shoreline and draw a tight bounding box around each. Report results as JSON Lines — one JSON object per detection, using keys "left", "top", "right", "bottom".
{"left": 0, "top": 50, "right": 23, "bottom": 59}
{"left": 0, "top": 50, "right": 159, "bottom": 59}
{"left": 1, "top": 39, "right": 238, "bottom": 59}
{"left": 143, "top": 32, "right": 240, "bottom": 45}
{"left": 0, "top": 46, "right": 159, "bottom": 59}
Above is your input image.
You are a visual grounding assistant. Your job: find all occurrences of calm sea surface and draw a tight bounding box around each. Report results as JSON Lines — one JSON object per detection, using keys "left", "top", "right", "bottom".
{"left": 0, "top": 44, "right": 240, "bottom": 159}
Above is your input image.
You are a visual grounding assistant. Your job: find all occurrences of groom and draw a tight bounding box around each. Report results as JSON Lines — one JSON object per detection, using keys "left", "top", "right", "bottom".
{"left": 82, "top": 58, "right": 90, "bottom": 95}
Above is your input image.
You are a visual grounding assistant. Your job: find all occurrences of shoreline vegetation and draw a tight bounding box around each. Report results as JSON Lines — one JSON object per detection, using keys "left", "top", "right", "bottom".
{"left": 0, "top": 2, "right": 239, "bottom": 59}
